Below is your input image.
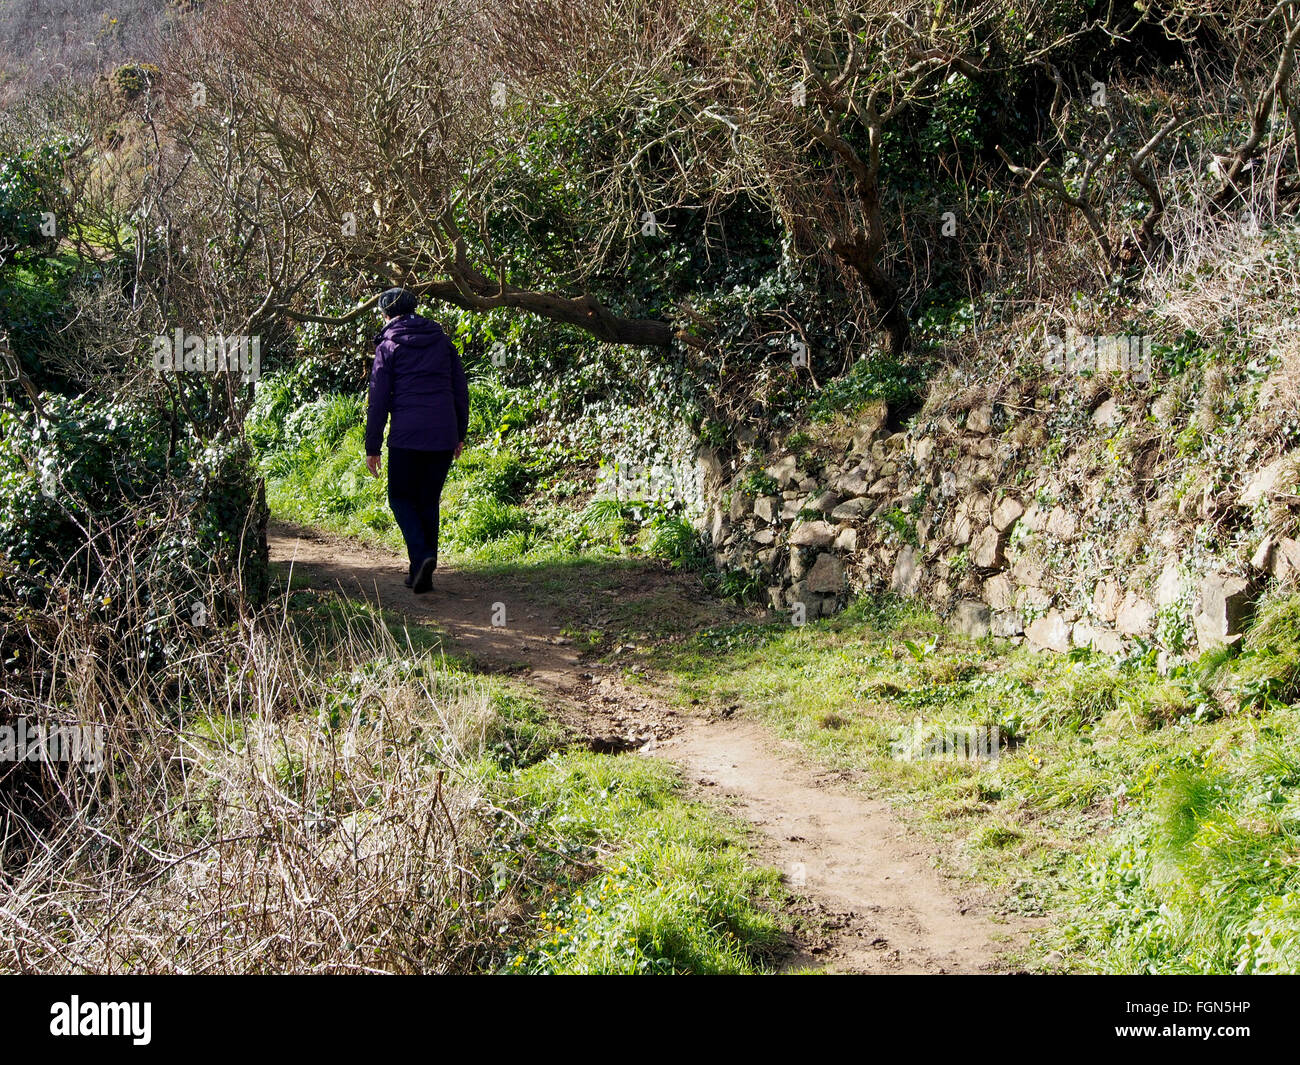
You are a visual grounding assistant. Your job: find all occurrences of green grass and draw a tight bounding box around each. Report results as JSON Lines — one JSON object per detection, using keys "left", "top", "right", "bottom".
{"left": 278, "top": 573, "right": 788, "bottom": 974}
{"left": 493, "top": 752, "right": 784, "bottom": 974}
{"left": 639, "top": 590, "right": 1300, "bottom": 972}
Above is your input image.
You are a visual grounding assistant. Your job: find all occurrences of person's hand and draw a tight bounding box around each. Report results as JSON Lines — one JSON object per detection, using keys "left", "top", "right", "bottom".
{"left": 453, "top": 441, "right": 463, "bottom": 461}
{"left": 366, "top": 454, "right": 382, "bottom": 478}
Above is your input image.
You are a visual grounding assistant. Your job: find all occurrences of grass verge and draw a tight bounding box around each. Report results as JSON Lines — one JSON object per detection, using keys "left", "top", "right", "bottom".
{"left": 636, "top": 591, "right": 1300, "bottom": 974}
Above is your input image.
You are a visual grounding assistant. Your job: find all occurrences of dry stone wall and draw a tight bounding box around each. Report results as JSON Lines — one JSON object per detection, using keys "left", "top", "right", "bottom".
{"left": 698, "top": 377, "right": 1300, "bottom": 660}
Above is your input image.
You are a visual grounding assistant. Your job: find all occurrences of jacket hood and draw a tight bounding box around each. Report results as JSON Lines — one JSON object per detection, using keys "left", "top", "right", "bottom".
{"left": 375, "top": 314, "right": 447, "bottom": 348}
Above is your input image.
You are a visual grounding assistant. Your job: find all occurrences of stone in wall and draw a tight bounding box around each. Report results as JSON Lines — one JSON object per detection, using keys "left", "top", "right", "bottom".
{"left": 991, "top": 610, "right": 1023, "bottom": 638}
{"left": 848, "top": 401, "right": 890, "bottom": 454}
{"left": 970, "top": 526, "right": 1004, "bottom": 569}
{"left": 1115, "top": 592, "right": 1156, "bottom": 635}
{"left": 1091, "top": 627, "right": 1126, "bottom": 656}
{"left": 790, "top": 547, "right": 810, "bottom": 579}
{"left": 983, "top": 573, "right": 1016, "bottom": 612}
{"left": 1044, "top": 507, "right": 1079, "bottom": 542}
{"left": 953, "top": 599, "right": 991, "bottom": 638}
{"left": 1251, "top": 535, "right": 1275, "bottom": 573}
{"left": 1192, "top": 574, "right": 1254, "bottom": 648}
{"left": 992, "top": 496, "right": 1024, "bottom": 533}
{"left": 1155, "top": 561, "right": 1184, "bottom": 607}
{"left": 806, "top": 553, "right": 846, "bottom": 594}
{"left": 709, "top": 508, "right": 725, "bottom": 545}
{"left": 834, "top": 465, "right": 873, "bottom": 496}
{"left": 951, "top": 511, "right": 973, "bottom": 546}
{"left": 765, "top": 454, "right": 799, "bottom": 489}
{"left": 890, "top": 545, "right": 921, "bottom": 596}
{"left": 809, "top": 490, "right": 840, "bottom": 514}
{"left": 831, "top": 497, "right": 871, "bottom": 521}
{"left": 1026, "top": 611, "right": 1071, "bottom": 652}
{"left": 1022, "top": 503, "right": 1048, "bottom": 533}
{"left": 966, "top": 403, "right": 993, "bottom": 434}
{"left": 1093, "top": 578, "right": 1121, "bottom": 623}
{"left": 1239, "top": 450, "right": 1299, "bottom": 507}
{"left": 789, "top": 520, "right": 837, "bottom": 549}
{"left": 1273, "top": 538, "right": 1300, "bottom": 583}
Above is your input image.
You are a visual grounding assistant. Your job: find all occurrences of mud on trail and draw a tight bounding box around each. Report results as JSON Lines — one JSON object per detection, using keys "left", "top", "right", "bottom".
{"left": 269, "top": 521, "right": 1030, "bottom": 974}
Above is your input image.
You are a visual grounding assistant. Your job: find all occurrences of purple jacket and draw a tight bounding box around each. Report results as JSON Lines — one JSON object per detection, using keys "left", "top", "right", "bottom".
{"left": 365, "top": 314, "right": 469, "bottom": 455}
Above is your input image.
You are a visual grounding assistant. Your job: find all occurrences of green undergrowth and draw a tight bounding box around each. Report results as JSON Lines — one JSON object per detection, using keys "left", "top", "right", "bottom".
{"left": 279, "top": 573, "right": 787, "bottom": 974}
{"left": 249, "top": 372, "right": 714, "bottom": 572}
{"left": 489, "top": 752, "right": 784, "bottom": 974}
{"left": 641, "top": 590, "right": 1300, "bottom": 973}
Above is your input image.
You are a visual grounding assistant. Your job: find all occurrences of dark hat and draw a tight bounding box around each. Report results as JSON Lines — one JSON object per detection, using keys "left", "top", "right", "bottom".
{"left": 378, "top": 287, "right": 418, "bottom": 316}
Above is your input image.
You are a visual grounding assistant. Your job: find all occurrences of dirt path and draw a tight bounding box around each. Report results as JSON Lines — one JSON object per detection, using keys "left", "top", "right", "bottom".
{"left": 269, "top": 521, "right": 1027, "bottom": 973}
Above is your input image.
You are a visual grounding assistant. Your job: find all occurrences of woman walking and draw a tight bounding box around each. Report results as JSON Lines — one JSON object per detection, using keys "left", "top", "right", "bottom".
{"left": 364, "top": 287, "right": 469, "bottom": 593}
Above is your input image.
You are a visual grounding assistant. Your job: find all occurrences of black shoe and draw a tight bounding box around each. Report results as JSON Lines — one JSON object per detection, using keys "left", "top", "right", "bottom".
{"left": 412, "top": 556, "right": 436, "bottom": 594}
{"left": 403, "top": 574, "right": 414, "bottom": 588}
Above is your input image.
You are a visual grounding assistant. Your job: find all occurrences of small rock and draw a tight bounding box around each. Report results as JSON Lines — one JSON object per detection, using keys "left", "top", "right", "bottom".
{"left": 1026, "top": 611, "right": 1071, "bottom": 653}
{"left": 970, "top": 526, "right": 1004, "bottom": 569}
{"left": 952, "top": 599, "right": 991, "bottom": 638}
{"left": 1193, "top": 574, "right": 1255, "bottom": 649}
{"left": 890, "top": 545, "right": 922, "bottom": 596}
{"left": 1115, "top": 592, "right": 1156, "bottom": 636}
{"left": 806, "top": 554, "right": 846, "bottom": 594}
{"left": 765, "top": 454, "right": 800, "bottom": 489}
{"left": 991, "top": 496, "right": 1025, "bottom": 533}
{"left": 966, "top": 403, "right": 993, "bottom": 434}
{"left": 789, "top": 520, "right": 837, "bottom": 549}
{"left": 754, "top": 495, "right": 781, "bottom": 523}
{"left": 1045, "top": 506, "right": 1079, "bottom": 542}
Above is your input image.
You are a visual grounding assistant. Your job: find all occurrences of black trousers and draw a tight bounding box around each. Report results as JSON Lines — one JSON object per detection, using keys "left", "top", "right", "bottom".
{"left": 386, "top": 447, "right": 454, "bottom": 577}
